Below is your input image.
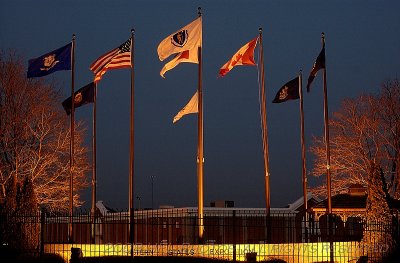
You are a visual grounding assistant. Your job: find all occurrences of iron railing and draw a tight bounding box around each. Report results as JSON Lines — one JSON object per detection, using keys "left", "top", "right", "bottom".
{"left": 1, "top": 208, "right": 399, "bottom": 262}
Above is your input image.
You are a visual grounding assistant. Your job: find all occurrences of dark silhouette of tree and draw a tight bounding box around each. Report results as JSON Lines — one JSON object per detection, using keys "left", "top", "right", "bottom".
{"left": 19, "top": 177, "right": 39, "bottom": 250}
{"left": 0, "top": 175, "right": 19, "bottom": 247}
{"left": 0, "top": 176, "right": 39, "bottom": 251}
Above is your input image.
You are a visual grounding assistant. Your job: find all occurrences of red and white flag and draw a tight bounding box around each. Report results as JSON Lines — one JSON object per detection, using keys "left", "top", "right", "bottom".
{"left": 157, "top": 17, "right": 202, "bottom": 62}
{"left": 218, "top": 37, "right": 258, "bottom": 77}
{"left": 160, "top": 49, "right": 198, "bottom": 78}
{"left": 90, "top": 38, "right": 132, "bottom": 83}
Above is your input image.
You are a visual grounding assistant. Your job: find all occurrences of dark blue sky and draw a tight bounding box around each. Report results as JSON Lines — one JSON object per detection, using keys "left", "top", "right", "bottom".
{"left": 1, "top": 0, "right": 399, "bottom": 209}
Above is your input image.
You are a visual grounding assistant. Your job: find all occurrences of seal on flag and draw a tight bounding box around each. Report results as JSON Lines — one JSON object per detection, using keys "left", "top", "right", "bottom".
{"left": 74, "top": 92, "right": 83, "bottom": 104}
{"left": 171, "top": 30, "right": 188, "bottom": 47}
{"left": 40, "top": 54, "right": 59, "bottom": 71}
{"left": 279, "top": 86, "right": 289, "bottom": 100}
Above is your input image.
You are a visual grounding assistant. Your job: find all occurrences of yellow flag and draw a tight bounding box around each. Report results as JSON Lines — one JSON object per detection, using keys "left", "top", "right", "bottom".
{"left": 173, "top": 91, "right": 198, "bottom": 123}
{"left": 157, "top": 17, "right": 202, "bottom": 61}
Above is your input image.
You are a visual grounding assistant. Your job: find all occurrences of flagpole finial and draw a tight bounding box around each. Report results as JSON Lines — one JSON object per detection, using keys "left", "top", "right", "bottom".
{"left": 198, "top": 7, "right": 202, "bottom": 16}
{"left": 259, "top": 27, "right": 263, "bottom": 33}
{"left": 131, "top": 28, "right": 135, "bottom": 35}
{"left": 72, "top": 34, "right": 76, "bottom": 41}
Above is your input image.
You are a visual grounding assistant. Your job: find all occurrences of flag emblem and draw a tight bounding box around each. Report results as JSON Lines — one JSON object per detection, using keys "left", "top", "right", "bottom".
{"left": 279, "top": 86, "right": 289, "bottom": 100}
{"left": 172, "top": 30, "right": 188, "bottom": 47}
{"left": 41, "top": 54, "right": 59, "bottom": 71}
{"left": 272, "top": 76, "right": 300, "bottom": 103}
{"left": 74, "top": 92, "right": 83, "bottom": 104}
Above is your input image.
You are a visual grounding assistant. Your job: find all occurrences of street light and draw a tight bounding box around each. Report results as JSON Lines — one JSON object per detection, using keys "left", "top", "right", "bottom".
{"left": 151, "top": 175, "right": 156, "bottom": 209}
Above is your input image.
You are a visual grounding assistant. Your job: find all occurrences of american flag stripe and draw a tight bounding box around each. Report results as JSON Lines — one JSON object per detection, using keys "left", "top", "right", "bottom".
{"left": 90, "top": 38, "right": 132, "bottom": 83}
{"left": 90, "top": 49, "right": 119, "bottom": 73}
{"left": 93, "top": 54, "right": 131, "bottom": 83}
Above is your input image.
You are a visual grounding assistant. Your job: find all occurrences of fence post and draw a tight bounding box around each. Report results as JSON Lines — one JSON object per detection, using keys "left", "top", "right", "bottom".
{"left": 304, "top": 211, "right": 309, "bottom": 242}
{"left": 233, "top": 210, "right": 236, "bottom": 262}
{"left": 40, "top": 207, "right": 45, "bottom": 257}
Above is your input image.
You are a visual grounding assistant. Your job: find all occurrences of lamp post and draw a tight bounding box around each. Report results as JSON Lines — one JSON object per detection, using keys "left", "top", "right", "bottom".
{"left": 136, "top": 195, "right": 141, "bottom": 210}
{"left": 151, "top": 175, "right": 156, "bottom": 209}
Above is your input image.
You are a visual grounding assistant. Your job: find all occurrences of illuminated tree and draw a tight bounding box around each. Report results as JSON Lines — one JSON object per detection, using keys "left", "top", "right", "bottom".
{"left": 0, "top": 51, "right": 90, "bottom": 210}
{"left": 309, "top": 80, "right": 400, "bottom": 199}
{"left": 362, "top": 162, "right": 393, "bottom": 262}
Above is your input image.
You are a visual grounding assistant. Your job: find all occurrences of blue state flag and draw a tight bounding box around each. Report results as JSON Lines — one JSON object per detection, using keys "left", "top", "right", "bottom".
{"left": 27, "top": 43, "right": 72, "bottom": 78}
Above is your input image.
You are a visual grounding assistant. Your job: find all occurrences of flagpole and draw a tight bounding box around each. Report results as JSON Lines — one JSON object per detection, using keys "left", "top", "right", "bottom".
{"left": 69, "top": 34, "right": 76, "bottom": 244}
{"left": 91, "top": 83, "right": 97, "bottom": 244}
{"left": 196, "top": 7, "right": 204, "bottom": 243}
{"left": 299, "top": 71, "right": 307, "bottom": 212}
{"left": 321, "top": 32, "right": 334, "bottom": 263}
{"left": 321, "top": 33, "right": 332, "bottom": 214}
{"left": 258, "top": 28, "right": 271, "bottom": 242}
{"left": 129, "top": 29, "right": 135, "bottom": 251}
{"left": 299, "top": 71, "right": 309, "bottom": 241}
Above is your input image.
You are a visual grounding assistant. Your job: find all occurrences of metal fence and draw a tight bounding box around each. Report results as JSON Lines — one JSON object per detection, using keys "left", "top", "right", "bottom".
{"left": 1, "top": 208, "right": 399, "bottom": 262}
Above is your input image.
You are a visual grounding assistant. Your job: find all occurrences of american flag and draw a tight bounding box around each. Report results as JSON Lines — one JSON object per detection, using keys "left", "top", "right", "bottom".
{"left": 90, "top": 37, "right": 132, "bottom": 83}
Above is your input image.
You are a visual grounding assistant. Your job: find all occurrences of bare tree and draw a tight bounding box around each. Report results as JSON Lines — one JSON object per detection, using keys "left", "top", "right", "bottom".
{"left": 309, "top": 80, "right": 400, "bottom": 199}
{"left": 0, "top": 50, "right": 90, "bottom": 210}
{"left": 378, "top": 80, "right": 400, "bottom": 198}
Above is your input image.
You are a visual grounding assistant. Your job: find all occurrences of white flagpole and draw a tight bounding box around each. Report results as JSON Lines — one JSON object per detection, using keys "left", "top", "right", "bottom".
{"left": 196, "top": 7, "right": 204, "bottom": 242}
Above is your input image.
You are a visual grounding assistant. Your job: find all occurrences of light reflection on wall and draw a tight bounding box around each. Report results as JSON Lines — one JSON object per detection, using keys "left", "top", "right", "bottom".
{"left": 46, "top": 242, "right": 369, "bottom": 262}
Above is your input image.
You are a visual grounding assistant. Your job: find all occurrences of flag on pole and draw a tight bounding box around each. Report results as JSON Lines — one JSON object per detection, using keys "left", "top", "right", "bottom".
{"left": 306, "top": 46, "right": 325, "bottom": 92}
{"left": 90, "top": 38, "right": 132, "bottom": 83}
{"left": 157, "top": 17, "right": 202, "bottom": 61}
{"left": 62, "top": 82, "right": 95, "bottom": 115}
{"left": 272, "top": 76, "right": 300, "bottom": 103}
{"left": 27, "top": 43, "right": 72, "bottom": 78}
{"left": 173, "top": 91, "right": 198, "bottom": 123}
{"left": 218, "top": 37, "right": 258, "bottom": 77}
{"left": 160, "top": 49, "right": 198, "bottom": 78}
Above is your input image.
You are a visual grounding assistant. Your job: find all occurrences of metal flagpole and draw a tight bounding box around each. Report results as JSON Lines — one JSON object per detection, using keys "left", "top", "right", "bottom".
{"left": 299, "top": 71, "right": 309, "bottom": 241}
{"left": 69, "top": 33, "right": 76, "bottom": 244}
{"left": 197, "top": 7, "right": 204, "bottom": 243}
{"left": 258, "top": 28, "right": 271, "bottom": 243}
{"left": 321, "top": 32, "right": 334, "bottom": 263}
{"left": 91, "top": 83, "right": 97, "bottom": 244}
{"left": 129, "top": 29, "right": 135, "bottom": 254}
{"left": 321, "top": 33, "right": 332, "bottom": 214}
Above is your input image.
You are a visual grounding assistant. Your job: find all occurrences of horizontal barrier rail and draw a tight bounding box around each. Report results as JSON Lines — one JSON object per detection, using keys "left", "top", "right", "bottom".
{"left": 1, "top": 209, "right": 399, "bottom": 262}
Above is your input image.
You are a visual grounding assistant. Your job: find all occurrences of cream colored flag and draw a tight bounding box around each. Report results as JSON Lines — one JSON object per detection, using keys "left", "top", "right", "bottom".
{"left": 157, "top": 17, "right": 202, "bottom": 61}
{"left": 160, "top": 48, "right": 198, "bottom": 78}
{"left": 173, "top": 91, "right": 198, "bottom": 123}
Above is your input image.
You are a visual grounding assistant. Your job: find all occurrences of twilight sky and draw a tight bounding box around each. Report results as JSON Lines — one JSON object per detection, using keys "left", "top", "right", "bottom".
{"left": 1, "top": 0, "right": 399, "bottom": 209}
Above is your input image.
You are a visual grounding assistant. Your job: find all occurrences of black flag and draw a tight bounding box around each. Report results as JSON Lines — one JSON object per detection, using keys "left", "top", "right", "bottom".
{"left": 62, "top": 82, "right": 95, "bottom": 115}
{"left": 306, "top": 46, "right": 325, "bottom": 92}
{"left": 272, "top": 76, "right": 300, "bottom": 103}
